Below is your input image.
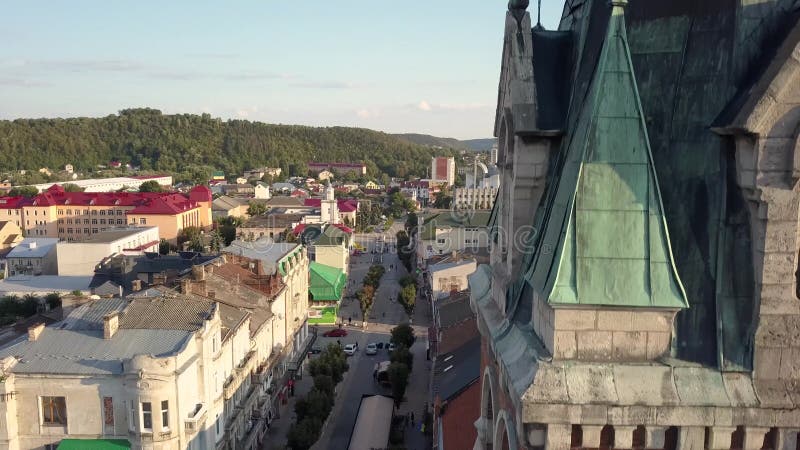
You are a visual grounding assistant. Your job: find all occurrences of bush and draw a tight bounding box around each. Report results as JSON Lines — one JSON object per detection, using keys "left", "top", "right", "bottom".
{"left": 44, "top": 293, "right": 61, "bottom": 310}
{"left": 390, "top": 323, "right": 415, "bottom": 349}
{"left": 313, "top": 374, "right": 334, "bottom": 397}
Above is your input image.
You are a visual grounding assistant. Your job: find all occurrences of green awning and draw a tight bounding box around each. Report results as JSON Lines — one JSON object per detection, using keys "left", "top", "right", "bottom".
{"left": 58, "top": 439, "right": 131, "bottom": 450}
{"left": 309, "top": 261, "right": 345, "bottom": 301}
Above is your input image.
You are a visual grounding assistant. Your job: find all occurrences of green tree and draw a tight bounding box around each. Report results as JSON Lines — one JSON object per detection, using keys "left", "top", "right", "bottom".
{"left": 247, "top": 201, "right": 267, "bottom": 216}
{"left": 61, "top": 183, "right": 84, "bottom": 192}
{"left": 390, "top": 323, "right": 415, "bottom": 349}
{"left": 388, "top": 362, "right": 410, "bottom": 405}
{"left": 7, "top": 186, "right": 39, "bottom": 197}
{"left": 158, "top": 238, "right": 170, "bottom": 255}
{"left": 138, "top": 180, "right": 164, "bottom": 192}
{"left": 390, "top": 344, "right": 414, "bottom": 372}
{"left": 399, "top": 284, "right": 416, "bottom": 313}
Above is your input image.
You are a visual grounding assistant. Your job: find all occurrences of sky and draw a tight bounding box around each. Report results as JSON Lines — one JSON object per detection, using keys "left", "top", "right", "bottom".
{"left": 0, "top": 1, "right": 563, "bottom": 140}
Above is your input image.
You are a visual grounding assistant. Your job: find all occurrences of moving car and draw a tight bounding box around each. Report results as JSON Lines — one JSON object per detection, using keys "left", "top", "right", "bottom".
{"left": 323, "top": 328, "right": 348, "bottom": 338}
{"left": 365, "top": 343, "right": 378, "bottom": 355}
{"left": 344, "top": 343, "right": 359, "bottom": 356}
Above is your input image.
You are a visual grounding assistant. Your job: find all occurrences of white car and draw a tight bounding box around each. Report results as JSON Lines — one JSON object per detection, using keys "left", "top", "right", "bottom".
{"left": 365, "top": 343, "right": 378, "bottom": 355}
{"left": 343, "top": 343, "right": 359, "bottom": 356}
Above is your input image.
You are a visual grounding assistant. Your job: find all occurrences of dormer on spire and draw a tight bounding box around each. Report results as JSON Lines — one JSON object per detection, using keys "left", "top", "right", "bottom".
{"left": 526, "top": 0, "right": 688, "bottom": 309}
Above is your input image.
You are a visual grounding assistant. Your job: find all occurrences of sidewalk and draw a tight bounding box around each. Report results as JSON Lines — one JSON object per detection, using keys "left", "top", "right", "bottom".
{"left": 261, "top": 371, "right": 314, "bottom": 450}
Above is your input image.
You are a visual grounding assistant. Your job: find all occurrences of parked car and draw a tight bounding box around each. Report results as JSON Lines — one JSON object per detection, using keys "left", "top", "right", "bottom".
{"left": 365, "top": 343, "right": 378, "bottom": 355}
{"left": 387, "top": 342, "right": 395, "bottom": 352}
{"left": 323, "top": 328, "right": 348, "bottom": 338}
{"left": 344, "top": 343, "right": 359, "bottom": 356}
{"left": 309, "top": 347, "right": 322, "bottom": 355}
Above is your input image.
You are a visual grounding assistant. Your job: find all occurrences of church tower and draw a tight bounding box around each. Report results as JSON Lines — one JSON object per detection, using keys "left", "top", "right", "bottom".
{"left": 320, "top": 180, "right": 339, "bottom": 224}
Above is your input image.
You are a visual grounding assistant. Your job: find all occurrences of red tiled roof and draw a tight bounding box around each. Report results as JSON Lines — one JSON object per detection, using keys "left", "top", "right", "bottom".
{"left": 304, "top": 198, "right": 322, "bottom": 208}
{"left": 332, "top": 223, "right": 353, "bottom": 234}
{"left": 0, "top": 196, "right": 32, "bottom": 209}
{"left": 293, "top": 224, "right": 307, "bottom": 235}
{"left": 308, "top": 162, "right": 366, "bottom": 169}
{"left": 0, "top": 187, "right": 210, "bottom": 213}
{"left": 128, "top": 193, "right": 199, "bottom": 215}
{"left": 440, "top": 382, "right": 480, "bottom": 450}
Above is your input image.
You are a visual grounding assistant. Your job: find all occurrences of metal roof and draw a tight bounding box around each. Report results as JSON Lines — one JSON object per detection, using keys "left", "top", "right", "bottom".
{"left": 0, "top": 328, "right": 191, "bottom": 375}
{"left": 6, "top": 238, "right": 58, "bottom": 259}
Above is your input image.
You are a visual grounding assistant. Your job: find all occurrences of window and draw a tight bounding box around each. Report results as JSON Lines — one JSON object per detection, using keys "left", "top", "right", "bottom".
{"left": 117, "top": 219, "right": 124, "bottom": 225}
{"left": 141, "top": 402, "right": 152, "bottom": 430}
{"left": 160, "top": 400, "right": 169, "bottom": 429}
{"left": 91, "top": 210, "right": 97, "bottom": 215}
{"left": 437, "top": 239, "right": 445, "bottom": 244}
{"left": 140, "top": 218, "right": 147, "bottom": 225}
{"left": 92, "top": 219, "right": 97, "bottom": 224}
{"left": 83, "top": 209, "right": 89, "bottom": 215}
{"left": 41, "top": 396, "right": 67, "bottom": 425}
{"left": 103, "top": 397, "right": 114, "bottom": 426}
{"left": 99, "top": 219, "right": 106, "bottom": 225}
{"left": 58, "top": 228, "right": 64, "bottom": 233}
{"left": 100, "top": 210, "right": 106, "bottom": 215}
{"left": 66, "top": 210, "right": 72, "bottom": 216}
{"left": 67, "top": 228, "right": 73, "bottom": 234}
{"left": 58, "top": 209, "right": 63, "bottom": 215}
{"left": 92, "top": 228, "right": 98, "bottom": 234}
{"left": 116, "top": 210, "right": 123, "bottom": 216}
{"left": 84, "top": 228, "right": 89, "bottom": 234}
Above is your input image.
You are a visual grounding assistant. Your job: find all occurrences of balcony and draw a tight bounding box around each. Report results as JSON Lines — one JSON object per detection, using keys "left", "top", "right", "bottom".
{"left": 224, "top": 350, "right": 258, "bottom": 399}
{"left": 185, "top": 402, "right": 208, "bottom": 434}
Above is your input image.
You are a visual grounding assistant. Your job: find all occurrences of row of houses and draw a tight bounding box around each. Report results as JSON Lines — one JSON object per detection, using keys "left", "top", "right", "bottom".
{"left": 0, "top": 240, "right": 312, "bottom": 450}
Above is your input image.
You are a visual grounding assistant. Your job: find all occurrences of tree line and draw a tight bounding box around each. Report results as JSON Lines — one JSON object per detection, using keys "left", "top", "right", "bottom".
{"left": 0, "top": 108, "right": 461, "bottom": 184}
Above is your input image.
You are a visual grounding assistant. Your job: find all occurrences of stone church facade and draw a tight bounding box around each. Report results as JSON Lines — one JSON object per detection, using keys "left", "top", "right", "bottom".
{"left": 471, "top": 0, "right": 800, "bottom": 449}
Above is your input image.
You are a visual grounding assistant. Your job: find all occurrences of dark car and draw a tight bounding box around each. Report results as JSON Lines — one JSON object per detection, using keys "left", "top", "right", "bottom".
{"left": 323, "top": 328, "right": 348, "bottom": 337}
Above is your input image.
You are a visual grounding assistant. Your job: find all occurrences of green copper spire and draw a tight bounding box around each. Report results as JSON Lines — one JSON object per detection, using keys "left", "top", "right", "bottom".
{"left": 526, "top": 0, "right": 688, "bottom": 309}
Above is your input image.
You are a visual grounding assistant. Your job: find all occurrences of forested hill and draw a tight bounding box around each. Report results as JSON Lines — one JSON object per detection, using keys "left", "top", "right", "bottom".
{"left": 0, "top": 108, "right": 460, "bottom": 183}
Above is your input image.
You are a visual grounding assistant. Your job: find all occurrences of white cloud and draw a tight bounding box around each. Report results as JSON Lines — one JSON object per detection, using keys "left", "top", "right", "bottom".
{"left": 417, "top": 100, "right": 432, "bottom": 111}
{"left": 356, "top": 108, "right": 380, "bottom": 119}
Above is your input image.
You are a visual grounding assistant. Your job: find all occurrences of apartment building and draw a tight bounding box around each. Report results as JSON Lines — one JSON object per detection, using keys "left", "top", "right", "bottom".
{"left": 0, "top": 185, "right": 212, "bottom": 242}
{"left": 0, "top": 242, "right": 311, "bottom": 450}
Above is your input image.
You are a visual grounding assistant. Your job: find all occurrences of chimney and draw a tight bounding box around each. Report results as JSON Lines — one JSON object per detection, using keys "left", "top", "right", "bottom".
{"left": 131, "top": 279, "right": 142, "bottom": 292}
{"left": 103, "top": 312, "right": 119, "bottom": 340}
{"left": 180, "top": 278, "right": 191, "bottom": 294}
{"left": 153, "top": 273, "right": 167, "bottom": 285}
{"left": 192, "top": 264, "right": 206, "bottom": 281}
{"left": 28, "top": 323, "right": 45, "bottom": 341}
{"left": 28, "top": 241, "right": 37, "bottom": 249}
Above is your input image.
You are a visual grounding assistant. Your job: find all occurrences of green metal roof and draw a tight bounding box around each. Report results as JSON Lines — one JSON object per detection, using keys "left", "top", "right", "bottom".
{"left": 315, "top": 224, "right": 351, "bottom": 246}
{"left": 58, "top": 439, "right": 131, "bottom": 450}
{"left": 309, "top": 261, "right": 345, "bottom": 301}
{"left": 527, "top": 1, "right": 687, "bottom": 309}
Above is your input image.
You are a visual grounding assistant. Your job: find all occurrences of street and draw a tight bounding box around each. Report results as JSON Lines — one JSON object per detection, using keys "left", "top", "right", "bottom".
{"left": 312, "top": 218, "right": 432, "bottom": 450}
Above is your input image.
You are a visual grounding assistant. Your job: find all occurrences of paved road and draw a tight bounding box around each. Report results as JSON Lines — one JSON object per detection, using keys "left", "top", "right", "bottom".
{"left": 312, "top": 217, "right": 432, "bottom": 450}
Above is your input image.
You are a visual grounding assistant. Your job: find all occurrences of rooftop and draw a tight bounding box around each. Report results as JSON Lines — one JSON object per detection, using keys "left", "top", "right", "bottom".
{"left": 6, "top": 238, "right": 59, "bottom": 259}
{"left": 418, "top": 211, "right": 490, "bottom": 241}
{"left": 433, "top": 336, "right": 480, "bottom": 402}
{"left": 223, "top": 239, "right": 300, "bottom": 274}
{"left": 65, "top": 227, "right": 157, "bottom": 245}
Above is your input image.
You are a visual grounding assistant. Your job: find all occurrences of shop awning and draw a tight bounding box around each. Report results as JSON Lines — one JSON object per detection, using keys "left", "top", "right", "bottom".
{"left": 58, "top": 439, "right": 131, "bottom": 450}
